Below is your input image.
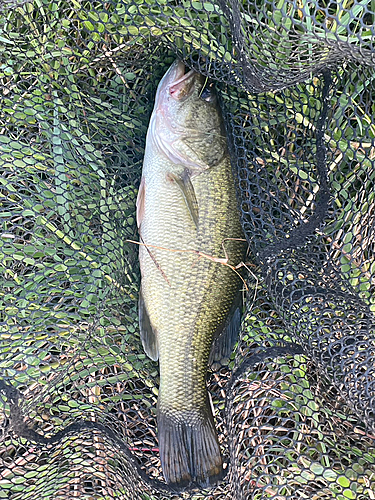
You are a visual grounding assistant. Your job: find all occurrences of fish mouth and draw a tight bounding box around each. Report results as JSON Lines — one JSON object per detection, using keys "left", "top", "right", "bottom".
{"left": 170, "top": 60, "right": 196, "bottom": 88}
{"left": 156, "top": 60, "right": 197, "bottom": 102}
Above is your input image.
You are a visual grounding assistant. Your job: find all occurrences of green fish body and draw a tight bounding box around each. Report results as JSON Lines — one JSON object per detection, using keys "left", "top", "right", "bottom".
{"left": 137, "top": 60, "right": 245, "bottom": 488}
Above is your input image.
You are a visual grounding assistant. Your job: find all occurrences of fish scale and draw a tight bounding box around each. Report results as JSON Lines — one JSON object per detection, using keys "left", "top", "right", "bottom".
{"left": 137, "top": 60, "right": 245, "bottom": 488}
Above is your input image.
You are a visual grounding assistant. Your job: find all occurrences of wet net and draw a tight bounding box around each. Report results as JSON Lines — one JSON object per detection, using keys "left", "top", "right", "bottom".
{"left": 1, "top": 0, "right": 375, "bottom": 498}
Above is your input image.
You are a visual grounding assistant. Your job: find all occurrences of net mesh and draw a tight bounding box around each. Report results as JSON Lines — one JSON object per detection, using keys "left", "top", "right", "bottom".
{"left": 1, "top": 0, "right": 375, "bottom": 498}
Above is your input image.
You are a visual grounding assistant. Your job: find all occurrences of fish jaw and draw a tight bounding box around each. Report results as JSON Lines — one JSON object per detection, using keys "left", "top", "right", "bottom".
{"left": 155, "top": 59, "right": 185, "bottom": 101}
{"left": 147, "top": 60, "right": 210, "bottom": 172}
{"left": 155, "top": 60, "right": 196, "bottom": 105}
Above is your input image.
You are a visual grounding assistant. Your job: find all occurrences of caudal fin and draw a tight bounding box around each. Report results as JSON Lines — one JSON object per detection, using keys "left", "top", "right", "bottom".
{"left": 157, "top": 406, "right": 223, "bottom": 488}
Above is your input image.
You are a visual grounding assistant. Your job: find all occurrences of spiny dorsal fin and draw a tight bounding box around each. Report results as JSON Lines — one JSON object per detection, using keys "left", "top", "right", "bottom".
{"left": 168, "top": 169, "right": 199, "bottom": 228}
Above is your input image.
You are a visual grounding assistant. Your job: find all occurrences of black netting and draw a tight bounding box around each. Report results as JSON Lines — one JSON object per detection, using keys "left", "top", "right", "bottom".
{"left": 1, "top": 1, "right": 375, "bottom": 498}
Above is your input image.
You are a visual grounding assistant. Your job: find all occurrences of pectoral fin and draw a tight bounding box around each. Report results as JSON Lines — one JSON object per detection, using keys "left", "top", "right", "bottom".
{"left": 139, "top": 287, "right": 159, "bottom": 361}
{"left": 169, "top": 169, "right": 199, "bottom": 228}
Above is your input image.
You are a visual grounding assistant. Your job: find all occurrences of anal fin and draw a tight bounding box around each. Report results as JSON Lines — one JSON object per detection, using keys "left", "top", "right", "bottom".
{"left": 139, "top": 287, "right": 159, "bottom": 361}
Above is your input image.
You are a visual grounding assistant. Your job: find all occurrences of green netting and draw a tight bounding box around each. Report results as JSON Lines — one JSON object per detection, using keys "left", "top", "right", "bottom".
{"left": 0, "top": 1, "right": 374, "bottom": 499}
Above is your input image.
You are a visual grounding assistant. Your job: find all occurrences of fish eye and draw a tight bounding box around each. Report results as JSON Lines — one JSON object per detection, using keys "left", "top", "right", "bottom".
{"left": 200, "top": 84, "right": 215, "bottom": 102}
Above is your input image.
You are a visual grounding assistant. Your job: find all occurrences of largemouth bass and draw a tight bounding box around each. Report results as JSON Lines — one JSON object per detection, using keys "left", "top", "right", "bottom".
{"left": 136, "top": 60, "right": 245, "bottom": 488}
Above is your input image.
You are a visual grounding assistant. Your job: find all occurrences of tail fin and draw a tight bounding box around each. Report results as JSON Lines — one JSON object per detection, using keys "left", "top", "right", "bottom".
{"left": 157, "top": 406, "right": 223, "bottom": 488}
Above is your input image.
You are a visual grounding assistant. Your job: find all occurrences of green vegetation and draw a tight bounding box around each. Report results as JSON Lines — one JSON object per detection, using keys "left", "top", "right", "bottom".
{"left": 230, "top": 350, "right": 375, "bottom": 498}
{"left": 0, "top": 0, "right": 374, "bottom": 498}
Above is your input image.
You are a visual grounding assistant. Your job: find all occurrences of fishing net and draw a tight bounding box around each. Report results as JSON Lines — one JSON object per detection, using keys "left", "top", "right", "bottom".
{"left": 1, "top": 0, "right": 374, "bottom": 498}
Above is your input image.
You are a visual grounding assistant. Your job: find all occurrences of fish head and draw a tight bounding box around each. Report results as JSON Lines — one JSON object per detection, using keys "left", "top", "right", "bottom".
{"left": 151, "top": 60, "right": 227, "bottom": 171}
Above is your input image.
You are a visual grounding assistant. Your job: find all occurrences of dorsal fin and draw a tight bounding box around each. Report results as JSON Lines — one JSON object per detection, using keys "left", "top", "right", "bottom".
{"left": 209, "top": 292, "right": 242, "bottom": 370}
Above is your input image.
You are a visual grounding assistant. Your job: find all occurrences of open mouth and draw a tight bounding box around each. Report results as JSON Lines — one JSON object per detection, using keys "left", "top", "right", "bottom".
{"left": 171, "top": 61, "right": 195, "bottom": 87}
{"left": 167, "top": 61, "right": 197, "bottom": 100}
{"left": 156, "top": 60, "right": 197, "bottom": 103}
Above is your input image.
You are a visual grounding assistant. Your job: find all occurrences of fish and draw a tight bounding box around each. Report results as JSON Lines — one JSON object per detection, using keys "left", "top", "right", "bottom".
{"left": 136, "top": 60, "right": 245, "bottom": 488}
